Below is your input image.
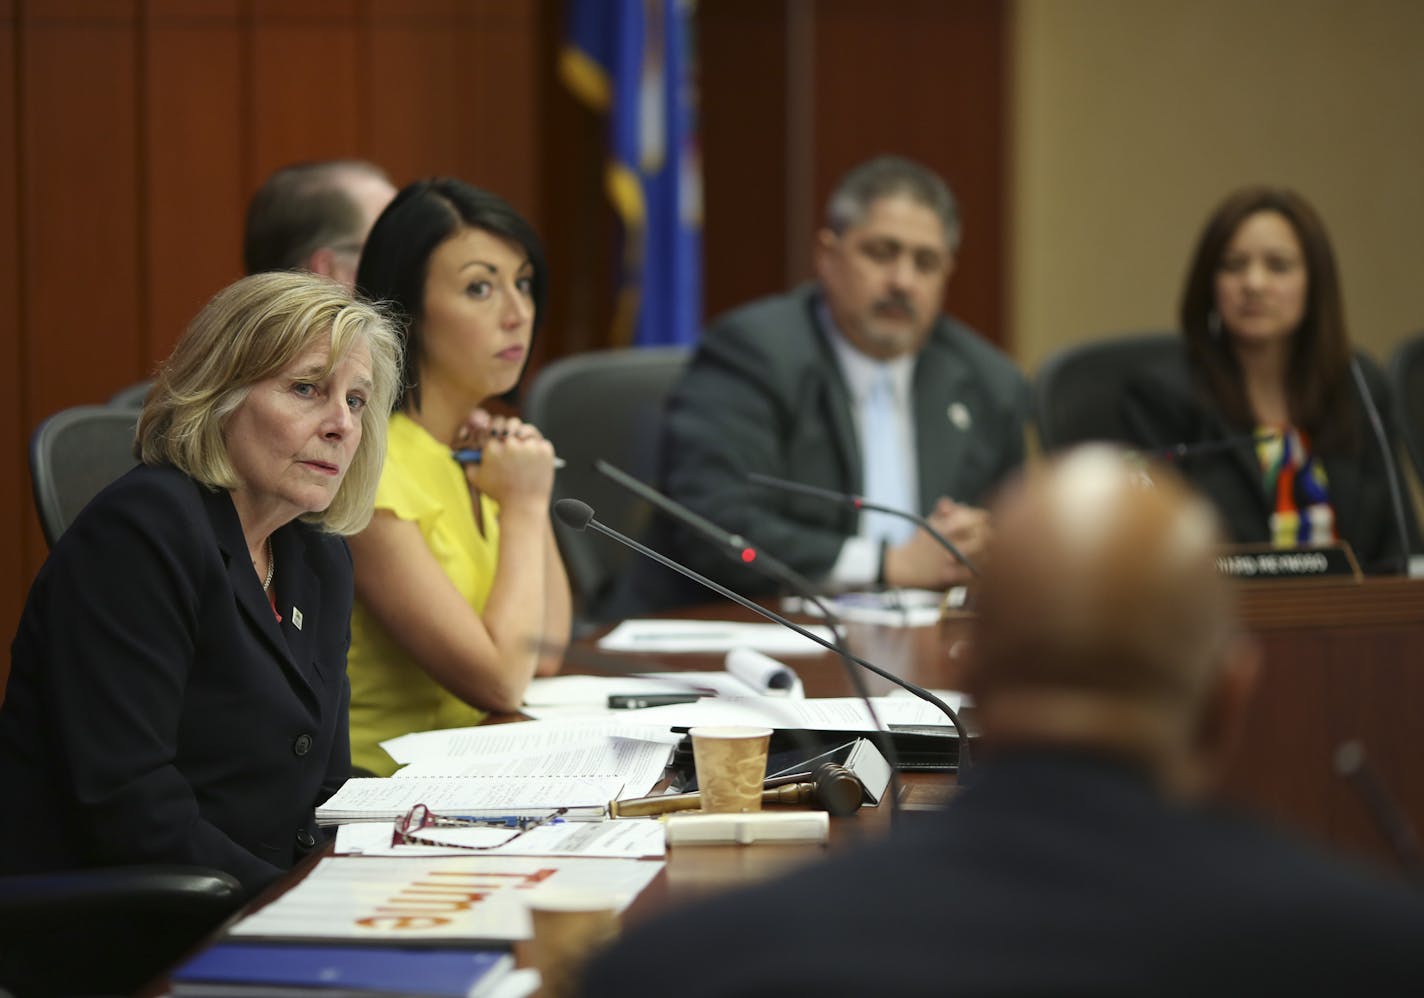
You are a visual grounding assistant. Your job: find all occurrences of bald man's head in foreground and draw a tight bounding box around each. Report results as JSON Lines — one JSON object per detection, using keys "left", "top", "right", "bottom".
{"left": 963, "top": 446, "right": 1260, "bottom": 799}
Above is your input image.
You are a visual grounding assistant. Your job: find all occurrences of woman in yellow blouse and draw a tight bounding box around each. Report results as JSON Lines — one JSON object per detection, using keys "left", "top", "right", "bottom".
{"left": 346, "top": 178, "right": 570, "bottom": 774}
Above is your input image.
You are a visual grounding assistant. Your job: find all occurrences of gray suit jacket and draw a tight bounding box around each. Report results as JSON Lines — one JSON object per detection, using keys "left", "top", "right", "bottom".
{"left": 631, "top": 285, "right": 1029, "bottom": 605}
{"left": 584, "top": 752, "right": 1424, "bottom": 997}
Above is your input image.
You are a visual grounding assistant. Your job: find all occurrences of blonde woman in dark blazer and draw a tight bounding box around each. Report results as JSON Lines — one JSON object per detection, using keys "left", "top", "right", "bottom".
{"left": 0, "top": 272, "right": 401, "bottom": 896}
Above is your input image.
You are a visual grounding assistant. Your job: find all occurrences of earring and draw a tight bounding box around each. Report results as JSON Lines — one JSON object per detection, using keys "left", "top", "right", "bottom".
{"left": 1207, "top": 309, "right": 1223, "bottom": 340}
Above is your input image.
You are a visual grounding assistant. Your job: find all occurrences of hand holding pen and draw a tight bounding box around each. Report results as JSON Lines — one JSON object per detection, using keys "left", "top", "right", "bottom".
{"left": 453, "top": 409, "right": 560, "bottom": 505}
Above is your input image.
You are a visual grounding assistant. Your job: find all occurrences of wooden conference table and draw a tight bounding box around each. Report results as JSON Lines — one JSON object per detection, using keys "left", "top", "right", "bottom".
{"left": 150, "top": 574, "right": 1423, "bottom": 990}
{"left": 617, "top": 575, "right": 1424, "bottom": 880}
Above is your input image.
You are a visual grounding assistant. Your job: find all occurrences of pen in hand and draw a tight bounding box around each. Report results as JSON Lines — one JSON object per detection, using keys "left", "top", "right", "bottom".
{"left": 453, "top": 448, "right": 567, "bottom": 470}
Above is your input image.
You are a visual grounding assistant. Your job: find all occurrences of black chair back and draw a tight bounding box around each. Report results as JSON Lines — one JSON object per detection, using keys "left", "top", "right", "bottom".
{"left": 523, "top": 346, "right": 690, "bottom": 621}
{"left": 0, "top": 865, "right": 242, "bottom": 996}
{"left": 1389, "top": 332, "right": 1424, "bottom": 481}
{"left": 1034, "top": 332, "right": 1180, "bottom": 452}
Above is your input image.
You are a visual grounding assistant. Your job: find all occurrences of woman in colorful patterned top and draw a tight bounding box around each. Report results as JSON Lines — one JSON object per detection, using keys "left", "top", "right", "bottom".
{"left": 345, "top": 179, "right": 570, "bottom": 775}
{"left": 1122, "top": 186, "right": 1417, "bottom": 573}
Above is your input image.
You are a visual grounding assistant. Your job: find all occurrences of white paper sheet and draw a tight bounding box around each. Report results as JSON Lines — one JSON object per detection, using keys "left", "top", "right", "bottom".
{"left": 315, "top": 776, "right": 624, "bottom": 824}
{"left": 597, "top": 619, "right": 835, "bottom": 655}
{"left": 605, "top": 694, "right": 960, "bottom": 732}
{"left": 522, "top": 657, "right": 803, "bottom": 708}
{"left": 381, "top": 719, "right": 678, "bottom": 766}
{"left": 392, "top": 736, "right": 673, "bottom": 798}
{"left": 524, "top": 669, "right": 717, "bottom": 708}
{"left": 782, "top": 588, "right": 952, "bottom": 627}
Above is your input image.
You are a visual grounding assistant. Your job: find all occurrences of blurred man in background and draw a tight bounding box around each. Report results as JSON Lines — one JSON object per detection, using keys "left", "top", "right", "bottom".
{"left": 243, "top": 159, "right": 395, "bottom": 289}
{"left": 628, "top": 155, "right": 1029, "bottom": 614}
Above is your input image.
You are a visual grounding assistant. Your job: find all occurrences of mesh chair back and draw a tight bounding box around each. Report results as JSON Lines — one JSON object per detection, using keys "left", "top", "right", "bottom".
{"left": 1034, "top": 332, "right": 1180, "bottom": 452}
{"left": 1389, "top": 332, "right": 1424, "bottom": 481}
{"left": 30, "top": 404, "right": 141, "bottom": 547}
{"left": 523, "top": 346, "right": 690, "bottom": 618}
{"left": 109, "top": 378, "right": 154, "bottom": 408}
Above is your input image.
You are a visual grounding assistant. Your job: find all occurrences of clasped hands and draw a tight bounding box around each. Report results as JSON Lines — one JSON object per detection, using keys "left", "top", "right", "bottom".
{"left": 882, "top": 497, "right": 991, "bottom": 590}
{"left": 454, "top": 408, "right": 556, "bottom": 505}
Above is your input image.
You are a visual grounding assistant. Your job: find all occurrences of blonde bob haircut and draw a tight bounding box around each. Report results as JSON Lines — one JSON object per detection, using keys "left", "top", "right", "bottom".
{"left": 138, "top": 271, "right": 403, "bottom": 535}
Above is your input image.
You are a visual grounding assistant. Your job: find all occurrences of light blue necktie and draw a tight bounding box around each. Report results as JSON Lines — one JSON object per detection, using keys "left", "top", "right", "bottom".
{"left": 860, "top": 368, "right": 915, "bottom": 544}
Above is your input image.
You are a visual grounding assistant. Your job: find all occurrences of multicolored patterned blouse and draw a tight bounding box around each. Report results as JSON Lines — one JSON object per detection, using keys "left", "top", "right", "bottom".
{"left": 1257, "top": 426, "right": 1337, "bottom": 548}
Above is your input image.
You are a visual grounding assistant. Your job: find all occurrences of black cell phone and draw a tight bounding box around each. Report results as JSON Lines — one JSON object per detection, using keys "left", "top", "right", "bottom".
{"left": 607, "top": 693, "right": 703, "bottom": 710}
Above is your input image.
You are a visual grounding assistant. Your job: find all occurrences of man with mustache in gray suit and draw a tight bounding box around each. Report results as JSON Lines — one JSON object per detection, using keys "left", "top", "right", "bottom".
{"left": 630, "top": 155, "right": 1029, "bottom": 610}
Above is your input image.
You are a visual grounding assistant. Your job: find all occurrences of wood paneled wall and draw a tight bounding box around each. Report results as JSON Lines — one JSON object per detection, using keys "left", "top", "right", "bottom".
{"left": 1, "top": 0, "right": 544, "bottom": 686}
{"left": 1, "top": 1, "right": 1007, "bottom": 690}
{"left": 699, "top": 0, "right": 1007, "bottom": 339}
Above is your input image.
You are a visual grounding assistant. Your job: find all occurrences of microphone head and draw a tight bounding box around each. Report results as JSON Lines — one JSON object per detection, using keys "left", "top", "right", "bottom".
{"left": 1333, "top": 739, "right": 1365, "bottom": 778}
{"left": 553, "top": 498, "right": 595, "bottom": 531}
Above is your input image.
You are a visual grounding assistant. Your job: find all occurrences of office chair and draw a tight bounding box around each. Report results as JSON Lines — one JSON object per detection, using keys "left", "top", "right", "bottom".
{"left": 29, "top": 404, "right": 141, "bottom": 547}
{"left": 1033, "top": 332, "right": 1180, "bottom": 452}
{"left": 1389, "top": 332, "right": 1424, "bottom": 482}
{"left": 109, "top": 377, "right": 154, "bottom": 408}
{"left": 0, "top": 864, "right": 243, "bottom": 996}
{"left": 523, "top": 346, "right": 690, "bottom": 622}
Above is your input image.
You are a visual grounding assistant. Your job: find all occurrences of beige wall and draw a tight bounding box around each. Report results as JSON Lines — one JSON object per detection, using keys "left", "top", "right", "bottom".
{"left": 1011, "top": 0, "right": 1424, "bottom": 372}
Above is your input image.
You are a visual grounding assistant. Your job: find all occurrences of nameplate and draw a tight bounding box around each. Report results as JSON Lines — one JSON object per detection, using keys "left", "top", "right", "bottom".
{"left": 1216, "top": 543, "right": 1360, "bottom": 582}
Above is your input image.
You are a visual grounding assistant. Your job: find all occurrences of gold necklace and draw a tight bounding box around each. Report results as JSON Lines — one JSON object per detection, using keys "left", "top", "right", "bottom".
{"left": 261, "top": 537, "right": 275, "bottom": 593}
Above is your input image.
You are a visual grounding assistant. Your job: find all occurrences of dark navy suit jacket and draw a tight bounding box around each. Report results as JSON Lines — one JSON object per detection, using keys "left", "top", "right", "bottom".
{"left": 583, "top": 751, "right": 1424, "bottom": 997}
{"left": 0, "top": 464, "right": 351, "bottom": 895}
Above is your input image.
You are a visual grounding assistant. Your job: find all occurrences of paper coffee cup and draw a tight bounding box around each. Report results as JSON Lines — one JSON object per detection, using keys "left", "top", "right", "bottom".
{"left": 526, "top": 891, "right": 620, "bottom": 998}
{"left": 690, "top": 725, "right": 773, "bottom": 813}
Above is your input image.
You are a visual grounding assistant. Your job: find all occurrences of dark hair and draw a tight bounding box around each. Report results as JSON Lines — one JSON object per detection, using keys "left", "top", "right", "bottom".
{"left": 243, "top": 160, "right": 390, "bottom": 274}
{"left": 825, "top": 155, "right": 961, "bottom": 252}
{"left": 355, "top": 178, "right": 548, "bottom": 412}
{"left": 1179, "top": 186, "right": 1354, "bottom": 450}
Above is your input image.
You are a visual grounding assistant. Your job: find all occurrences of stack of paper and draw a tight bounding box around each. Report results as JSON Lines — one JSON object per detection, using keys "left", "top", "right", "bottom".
{"left": 227, "top": 856, "right": 663, "bottom": 944}
{"left": 315, "top": 776, "right": 624, "bottom": 825}
{"left": 335, "top": 816, "right": 667, "bottom": 859}
{"left": 378, "top": 721, "right": 678, "bottom": 800}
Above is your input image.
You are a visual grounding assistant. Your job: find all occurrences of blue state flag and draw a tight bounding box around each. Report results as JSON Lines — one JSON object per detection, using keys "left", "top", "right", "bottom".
{"left": 561, "top": 0, "right": 702, "bottom": 348}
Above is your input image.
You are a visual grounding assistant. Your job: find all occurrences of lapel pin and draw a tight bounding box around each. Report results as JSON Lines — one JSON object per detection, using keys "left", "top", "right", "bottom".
{"left": 292, "top": 607, "right": 304, "bottom": 631}
{"left": 947, "top": 402, "right": 972, "bottom": 431}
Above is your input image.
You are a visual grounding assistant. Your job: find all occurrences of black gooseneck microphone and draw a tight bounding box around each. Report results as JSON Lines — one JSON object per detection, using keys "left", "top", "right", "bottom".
{"left": 594, "top": 459, "right": 971, "bottom": 782}
{"left": 1154, "top": 430, "right": 1280, "bottom": 463}
{"left": 1333, "top": 740, "right": 1424, "bottom": 884}
{"left": 745, "top": 471, "right": 979, "bottom": 577}
{"left": 552, "top": 498, "right": 972, "bottom": 777}
{"left": 1348, "top": 357, "right": 1412, "bottom": 576}
{"left": 593, "top": 460, "right": 966, "bottom": 742}
{"left": 598, "top": 460, "right": 805, "bottom": 587}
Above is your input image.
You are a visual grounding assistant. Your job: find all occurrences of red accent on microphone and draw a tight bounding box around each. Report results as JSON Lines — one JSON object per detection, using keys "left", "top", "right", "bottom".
{"left": 853, "top": 498, "right": 864, "bottom": 509}
{"left": 741, "top": 548, "right": 757, "bottom": 563}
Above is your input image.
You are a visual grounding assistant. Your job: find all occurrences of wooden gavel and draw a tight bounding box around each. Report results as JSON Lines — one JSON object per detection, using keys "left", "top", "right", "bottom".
{"left": 609, "top": 763, "right": 864, "bottom": 818}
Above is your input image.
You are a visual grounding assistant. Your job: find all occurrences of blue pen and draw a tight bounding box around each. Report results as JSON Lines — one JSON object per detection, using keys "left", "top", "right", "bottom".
{"left": 450, "top": 814, "right": 567, "bottom": 830}
{"left": 453, "top": 448, "right": 566, "bottom": 469}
